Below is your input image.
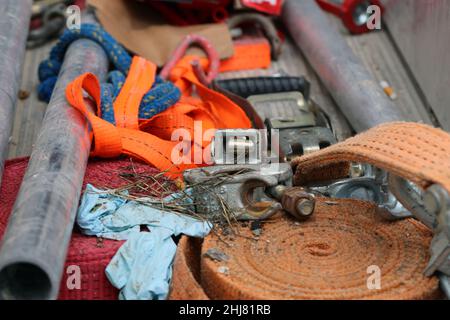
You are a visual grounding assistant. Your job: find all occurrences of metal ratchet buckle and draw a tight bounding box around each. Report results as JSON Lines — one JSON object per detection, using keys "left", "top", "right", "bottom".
{"left": 184, "top": 128, "right": 292, "bottom": 220}
{"left": 247, "top": 91, "right": 337, "bottom": 161}
{"left": 305, "top": 163, "right": 450, "bottom": 298}
{"left": 183, "top": 163, "right": 293, "bottom": 220}
{"left": 184, "top": 89, "right": 337, "bottom": 222}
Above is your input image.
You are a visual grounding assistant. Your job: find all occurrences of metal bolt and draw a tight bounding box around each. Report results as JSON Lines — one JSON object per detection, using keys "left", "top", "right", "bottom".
{"left": 268, "top": 185, "right": 287, "bottom": 201}
{"left": 280, "top": 187, "right": 316, "bottom": 220}
{"left": 296, "top": 198, "right": 315, "bottom": 217}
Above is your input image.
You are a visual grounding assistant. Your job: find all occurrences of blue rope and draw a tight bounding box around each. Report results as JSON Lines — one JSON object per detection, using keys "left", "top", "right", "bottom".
{"left": 38, "top": 24, "right": 181, "bottom": 124}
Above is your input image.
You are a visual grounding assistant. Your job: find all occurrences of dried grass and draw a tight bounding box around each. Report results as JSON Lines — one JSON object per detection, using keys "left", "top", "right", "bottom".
{"left": 93, "top": 159, "right": 256, "bottom": 239}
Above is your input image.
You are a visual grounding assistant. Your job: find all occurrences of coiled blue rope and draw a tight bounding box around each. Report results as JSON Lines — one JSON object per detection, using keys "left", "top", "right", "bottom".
{"left": 38, "top": 24, "right": 181, "bottom": 124}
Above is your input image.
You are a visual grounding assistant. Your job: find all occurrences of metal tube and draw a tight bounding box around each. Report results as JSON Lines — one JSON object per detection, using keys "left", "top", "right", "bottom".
{"left": 0, "top": 0, "right": 32, "bottom": 188}
{"left": 282, "top": 0, "right": 405, "bottom": 132}
{"left": 0, "top": 14, "right": 108, "bottom": 300}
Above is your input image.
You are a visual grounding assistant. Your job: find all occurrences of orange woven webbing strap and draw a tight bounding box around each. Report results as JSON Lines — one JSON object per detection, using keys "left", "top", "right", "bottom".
{"left": 219, "top": 38, "right": 271, "bottom": 72}
{"left": 66, "top": 56, "right": 252, "bottom": 180}
{"left": 169, "top": 200, "right": 441, "bottom": 300}
{"left": 292, "top": 122, "right": 450, "bottom": 192}
{"left": 168, "top": 122, "right": 450, "bottom": 300}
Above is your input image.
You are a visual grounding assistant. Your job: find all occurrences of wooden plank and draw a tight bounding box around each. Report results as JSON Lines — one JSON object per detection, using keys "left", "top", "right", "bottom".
{"left": 8, "top": 42, "right": 52, "bottom": 159}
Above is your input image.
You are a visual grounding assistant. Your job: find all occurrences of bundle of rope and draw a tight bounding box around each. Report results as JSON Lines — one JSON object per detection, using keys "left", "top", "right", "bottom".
{"left": 38, "top": 23, "right": 181, "bottom": 121}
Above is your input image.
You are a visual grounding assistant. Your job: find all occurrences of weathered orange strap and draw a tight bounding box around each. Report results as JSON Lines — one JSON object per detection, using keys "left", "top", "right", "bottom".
{"left": 170, "top": 200, "right": 441, "bottom": 300}
{"left": 66, "top": 56, "right": 252, "bottom": 180}
{"left": 168, "top": 122, "right": 450, "bottom": 300}
{"left": 292, "top": 122, "right": 450, "bottom": 192}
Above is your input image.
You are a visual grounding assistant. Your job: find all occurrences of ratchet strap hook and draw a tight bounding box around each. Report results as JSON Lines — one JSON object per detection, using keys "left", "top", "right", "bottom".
{"left": 159, "top": 34, "right": 220, "bottom": 86}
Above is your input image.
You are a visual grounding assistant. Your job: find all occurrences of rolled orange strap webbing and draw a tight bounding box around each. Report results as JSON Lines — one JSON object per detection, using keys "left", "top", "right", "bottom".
{"left": 169, "top": 122, "right": 450, "bottom": 300}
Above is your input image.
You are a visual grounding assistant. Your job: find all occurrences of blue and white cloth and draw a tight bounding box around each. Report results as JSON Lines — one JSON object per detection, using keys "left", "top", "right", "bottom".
{"left": 77, "top": 184, "right": 212, "bottom": 300}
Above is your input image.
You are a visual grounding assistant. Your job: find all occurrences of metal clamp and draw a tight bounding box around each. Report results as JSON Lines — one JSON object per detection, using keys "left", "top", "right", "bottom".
{"left": 422, "top": 184, "right": 450, "bottom": 279}
{"left": 388, "top": 175, "right": 436, "bottom": 228}
{"left": 247, "top": 91, "right": 337, "bottom": 161}
{"left": 183, "top": 163, "right": 293, "bottom": 220}
{"left": 305, "top": 164, "right": 412, "bottom": 220}
{"left": 390, "top": 180, "right": 450, "bottom": 298}
{"left": 269, "top": 124, "right": 336, "bottom": 160}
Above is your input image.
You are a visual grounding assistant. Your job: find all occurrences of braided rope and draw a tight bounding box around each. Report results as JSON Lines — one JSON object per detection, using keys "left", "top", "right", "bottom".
{"left": 38, "top": 24, "right": 181, "bottom": 123}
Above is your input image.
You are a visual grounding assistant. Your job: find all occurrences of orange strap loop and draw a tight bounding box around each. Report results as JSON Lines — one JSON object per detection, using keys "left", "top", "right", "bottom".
{"left": 66, "top": 56, "right": 252, "bottom": 180}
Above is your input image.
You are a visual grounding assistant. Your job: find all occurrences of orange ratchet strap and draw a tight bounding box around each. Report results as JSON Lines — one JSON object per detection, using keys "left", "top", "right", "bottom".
{"left": 292, "top": 122, "right": 450, "bottom": 191}
{"left": 168, "top": 122, "right": 450, "bottom": 300}
{"left": 66, "top": 56, "right": 252, "bottom": 180}
{"left": 219, "top": 39, "right": 271, "bottom": 72}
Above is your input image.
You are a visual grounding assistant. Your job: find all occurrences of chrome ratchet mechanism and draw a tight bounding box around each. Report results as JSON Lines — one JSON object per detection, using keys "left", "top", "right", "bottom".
{"left": 247, "top": 91, "right": 336, "bottom": 161}
{"left": 185, "top": 87, "right": 338, "bottom": 222}
{"left": 185, "top": 128, "right": 321, "bottom": 221}
{"left": 185, "top": 129, "right": 293, "bottom": 220}
{"left": 183, "top": 163, "right": 293, "bottom": 221}
{"left": 393, "top": 180, "right": 450, "bottom": 298}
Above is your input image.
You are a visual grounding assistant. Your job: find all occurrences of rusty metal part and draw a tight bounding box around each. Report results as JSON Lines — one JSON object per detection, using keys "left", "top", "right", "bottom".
{"left": 0, "top": 12, "right": 108, "bottom": 300}
{"left": 227, "top": 12, "right": 282, "bottom": 60}
{"left": 269, "top": 185, "right": 316, "bottom": 220}
{"left": 0, "top": 0, "right": 32, "bottom": 192}
{"left": 282, "top": 187, "right": 316, "bottom": 220}
{"left": 282, "top": 0, "right": 405, "bottom": 132}
{"left": 159, "top": 34, "right": 220, "bottom": 86}
{"left": 183, "top": 163, "right": 292, "bottom": 220}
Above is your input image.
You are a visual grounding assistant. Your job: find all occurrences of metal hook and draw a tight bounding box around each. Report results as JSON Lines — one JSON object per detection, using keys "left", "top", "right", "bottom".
{"left": 159, "top": 34, "right": 220, "bottom": 86}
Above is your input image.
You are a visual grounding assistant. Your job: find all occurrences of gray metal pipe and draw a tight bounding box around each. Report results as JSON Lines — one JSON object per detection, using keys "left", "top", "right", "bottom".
{"left": 282, "top": 0, "right": 405, "bottom": 132}
{"left": 0, "top": 14, "right": 108, "bottom": 299}
{"left": 0, "top": 0, "right": 32, "bottom": 188}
